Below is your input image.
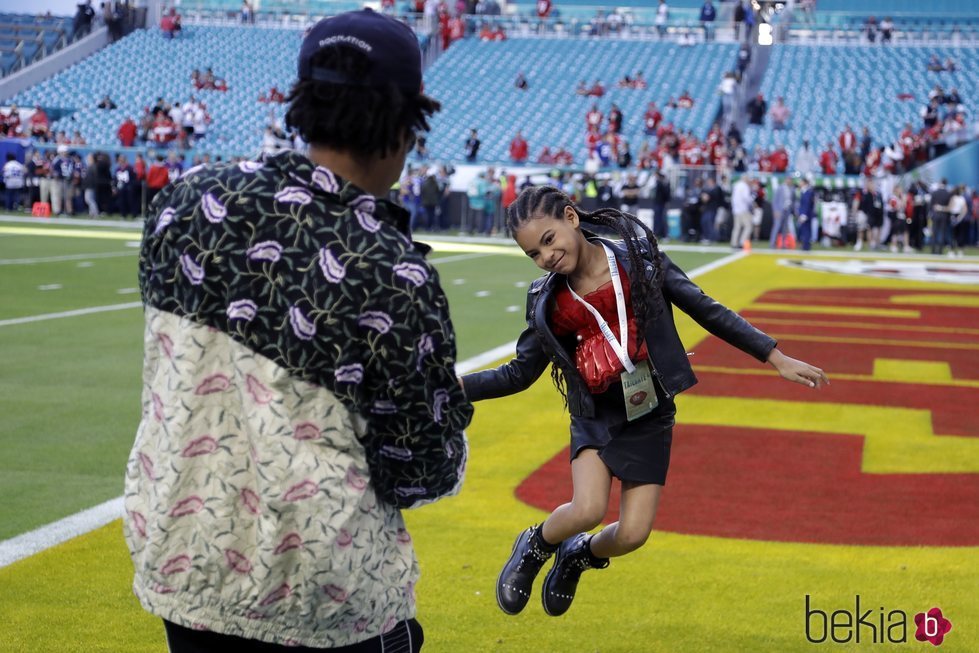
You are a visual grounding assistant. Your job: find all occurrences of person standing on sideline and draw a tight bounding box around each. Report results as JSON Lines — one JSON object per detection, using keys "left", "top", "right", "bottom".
{"left": 461, "top": 186, "right": 827, "bottom": 618}
{"left": 652, "top": 171, "right": 671, "bottom": 239}
{"left": 2, "top": 153, "right": 26, "bottom": 211}
{"left": 770, "top": 178, "right": 795, "bottom": 249}
{"left": 730, "top": 174, "right": 753, "bottom": 248}
{"left": 796, "top": 177, "right": 816, "bottom": 250}
{"left": 125, "top": 10, "right": 472, "bottom": 652}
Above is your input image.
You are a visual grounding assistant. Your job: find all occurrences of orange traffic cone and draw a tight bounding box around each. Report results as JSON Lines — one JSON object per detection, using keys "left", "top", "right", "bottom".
{"left": 785, "top": 233, "right": 797, "bottom": 249}
{"left": 32, "top": 202, "right": 51, "bottom": 218}
{"left": 742, "top": 239, "right": 752, "bottom": 253}
{"left": 775, "top": 234, "right": 784, "bottom": 249}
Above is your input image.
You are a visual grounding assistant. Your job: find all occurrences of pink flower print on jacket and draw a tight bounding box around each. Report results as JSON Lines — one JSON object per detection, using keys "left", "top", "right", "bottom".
{"left": 169, "top": 496, "right": 205, "bottom": 517}
{"left": 273, "top": 532, "right": 304, "bottom": 555}
{"left": 345, "top": 466, "right": 368, "bottom": 491}
{"left": 179, "top": 254, "right": 205, "bottom": 285}
{"left": 283, "top": 480, "right": 319, "bottom": 502}
{"left": 335, "top": 528, "right": 353, "bottom": 549}
{"left": 289, "top": 306, "right": 316, "bottom": 340}
{"left": 160, "top": 554, "right": 192, "bottom": 576}
{"left": 357, "top": 311, "right": 392, "bottom": 334}
{"left": 224, "top": 548, "right": 252, "bottom": 574}
{"left": 195, "top": 373, "right": 231, "bottom": 395}
{"left": 138, "top": 452, "right": 156, "bottom": 480}
{"left": 275, "top": 187, "right": 313, "bottom": 205}
{"left": 181, "top": 435, "right": 219, "bottom": 457}
{"left": 259, "top": 583, "right": 292, "bottom": 607}
{"left": 226, "top": 299, "right": 258, "bottom": 322}
{"left": 393, "top": 262, "right": 429, "bottom": 287}
{"left": 201, "top": 192, "right": 226, "bottom": 223}
{"left": 292, "top": 422, "right": 320, "bottom": 441}
{"left": 246, "top": 240, "right": 283, "bottom": 263}
{"left": 129, "top": 510, "right": 147, "bottom": 538}
{"left": 245, "top": 374, "right": 274, "bottom": 404}
{"left": 151, "top": 392, "right": 164, "bottom": 421}
{"left": 240, "top": 488, "right": 261, "bottom": 515}
{"left": 323, "top": 584, "right": 348, "bottom": 604}
{"left": 318, "top": 247, "right": 346, "bottom": 283}
{"left": 157, "top": 332, "right": 174, "bottom": 359}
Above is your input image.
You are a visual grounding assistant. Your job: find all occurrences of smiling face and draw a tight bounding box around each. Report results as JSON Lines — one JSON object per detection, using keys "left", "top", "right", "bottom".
{"left": 513, "top": 205, "right": 587, "bottom": 275}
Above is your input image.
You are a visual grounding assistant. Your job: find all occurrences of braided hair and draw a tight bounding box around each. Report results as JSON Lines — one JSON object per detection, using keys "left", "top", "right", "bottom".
{"left": 506, "top": 185, "right": 666, "bottom": 405}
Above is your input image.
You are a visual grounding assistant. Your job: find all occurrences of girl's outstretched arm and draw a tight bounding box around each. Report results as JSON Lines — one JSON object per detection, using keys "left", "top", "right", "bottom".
{"left": 767, "top": 348, "right": 830, "bottom": 388}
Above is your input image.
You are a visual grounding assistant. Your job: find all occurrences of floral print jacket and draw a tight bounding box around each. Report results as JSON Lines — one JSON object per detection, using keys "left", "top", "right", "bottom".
{"left": 124, "top": 151, "right": 472, "bottom": 647}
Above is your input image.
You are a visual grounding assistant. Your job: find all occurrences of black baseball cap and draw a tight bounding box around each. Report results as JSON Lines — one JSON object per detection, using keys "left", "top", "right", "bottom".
{"left": 297, "top": 9, "right": 422, "bottom": 94}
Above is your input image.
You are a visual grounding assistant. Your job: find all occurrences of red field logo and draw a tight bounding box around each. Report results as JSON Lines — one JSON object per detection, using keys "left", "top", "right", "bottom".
{"left": 914, "top": 608, "right": 953, "bottom": 647}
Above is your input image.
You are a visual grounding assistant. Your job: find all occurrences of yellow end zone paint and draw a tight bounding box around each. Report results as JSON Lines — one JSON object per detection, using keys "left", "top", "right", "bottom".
{"left": 0, "top": 226, "right": 142, "bottom": 241}
{"left": 891, "top": 293, "right": 979, "bottom": 308}
{"left": 872, "top": 358, "right": 953, "bottom": 383}
{"left": 747, "top": 302, "right": 921, "bottom": 319}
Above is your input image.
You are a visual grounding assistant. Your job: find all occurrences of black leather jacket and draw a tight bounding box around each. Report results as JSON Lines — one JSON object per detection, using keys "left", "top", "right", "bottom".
{"left": 462, "top": 237, "right": 777, "bottom": 417}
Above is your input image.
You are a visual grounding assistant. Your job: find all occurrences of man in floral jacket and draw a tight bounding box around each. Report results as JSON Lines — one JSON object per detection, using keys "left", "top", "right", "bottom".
{"left": 125, "top": 10, "right": 473, "bottom": 652}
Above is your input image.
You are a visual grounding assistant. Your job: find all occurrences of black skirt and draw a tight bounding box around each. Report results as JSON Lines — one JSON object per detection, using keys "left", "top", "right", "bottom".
{"left": 569, "top": 378, "right": 676, "bottom": 486}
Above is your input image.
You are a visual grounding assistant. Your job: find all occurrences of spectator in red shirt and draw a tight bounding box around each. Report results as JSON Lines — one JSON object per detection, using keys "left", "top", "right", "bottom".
{"left": 632, "top": 71, "right": 647, "bottom": 89}
{"left": 161, "top": 8, "right": 181, "bottom": 38}
{"left": 819, "top": 143, "right": 838, "bottom": 174}
{"left": 509, "top": 131, "right": 529, "bottom": 163}
{"left": 118, "top": 117, "right": 138, "bottom": 147}
{"left": 585, "top": 126, "right": 601, "bottom": 156}
{"left": 536, "top": 146, "right": 555, "bottom": 164}
{"left": 29, "top": 106, "right": 50, "bottom": 141}
{"left": 554, "top": 148, "right": 574, "bottom": 165}
{"left": 586, "top": 103, "right": 602, "bottom": 130}
{"left": 677, "top": 91, "right": 695, "bottom": 109}
{"left": 5, "top": 105, "right": 22, "bottom": 137}
{"left": 838, "top": 124, "right": 856, "bottom": 157}
{"left": 587, "top": 80, "right": 605, "bottom": 97}
{"left": 769, "top": 145, "right": 789, "bottom": 172}
{"left": 643, "top": 101, "right": 662, "bottom": 135}
{"left": 537, "top": 0, "right": 552, "bottom": 18}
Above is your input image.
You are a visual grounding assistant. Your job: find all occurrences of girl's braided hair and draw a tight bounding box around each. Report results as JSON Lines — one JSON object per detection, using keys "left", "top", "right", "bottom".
{"left": 506, "top": 185, "right": 666, "bottom": 406}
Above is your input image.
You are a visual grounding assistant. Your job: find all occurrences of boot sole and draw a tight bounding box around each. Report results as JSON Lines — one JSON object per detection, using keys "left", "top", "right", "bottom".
{"left": 541, "top": 548, "right": 569, "bottom": 617}
{"left": 495, "top": 530, "right": 529, "bottom": 615}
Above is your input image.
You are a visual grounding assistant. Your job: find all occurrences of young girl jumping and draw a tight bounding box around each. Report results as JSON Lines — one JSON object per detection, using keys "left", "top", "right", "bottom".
{"left": 460, "top": 185, "right": 828, "bottom": 617}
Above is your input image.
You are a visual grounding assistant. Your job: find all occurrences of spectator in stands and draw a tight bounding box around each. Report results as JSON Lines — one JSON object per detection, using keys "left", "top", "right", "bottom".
{"left": 733, "top": 0, "right": 746, "bottom": 40}
{"left": 863, "top": 16, "right": 878, "bottom": 43}
{"left": 537, "top": 0, "right": 552, "bottom": 18}
{"left": 643, "top": 101, "right": 662, "bottom": 136}
{"left": 677, "top": 90, "right": 694, "bottom": 109}
{"left": 633, "top": 72, "right": 648, "bottom": 89}
{"left": 73, "top": 0, "right": 95, "bottom": 39}
{"left": 770, "top": 97, "right": 790, "bottom": 130}
{"left": 586, "top": 103, "right": 603, "bottom": 131}
{"left": 70, "top": 130, "right": 86, "bottom": 145}
{"left": 3, "top": 154, "right": 26, "bottom": 211}
{"left": 464, "top": 128, "right": 480, "bottom": 161}
{"left": 161, "top": 7, "right": 182, "bottom": 39}
{"left": 554, "top": 147, "right": 574, "bottom": 166}
{"left": 608, "top": 104, "right": 623, "bottom": 133}
{"left": 927, "top": 55, "right": 944, "bottom": 72}
{"left": 97, "top": 95, "right": 118, "bottom": 110}
{"left": 587, "top": 80, "right": 606, "bottom": 98}
{"left": 879, "top": 16, "right": 893, "bottom": 43}
{"left": 29, "top": 106, "right": 50, "bottom": 141}
{"left": 537, "top": 146, "right": 555, "bottom": 164}
{"left": 4, "top": 105, "right": 23, "bottom": 137}
{"left": 240, "top": 0, "right": 254, "bottom": 24}
{"left": 795, "top": 139, "right": 817, "bottom": 175}
{"left": 819, "top": 142, "right": 837, "bottom": 174}
{"left": 718, "top": 71, "right": 737, "bottom": 118}
{"left": 655, "top": 0, "right": 669, "bottom": 38}
{"left": 859, "top": 126, "right": 873, "bottom": 163}
{"left": 413, "top": 135, "right": 429, "bottom": 160}
{"left": 515, "top": 72, "right": 529, "bottom": 90}
{"left": 699, "top": 0, "right": 716, "bottom": 42}
{"left": 838, "top": 124, "right": 856, "bottom": 158}
{"left": 509, "top": 130, "right": 529, "bottom": 163}
{"left": 746, "top": 93, "right": 767, "bottom": 125}
{"left": 944, "top": 57, "right": 957, "bottom": 72}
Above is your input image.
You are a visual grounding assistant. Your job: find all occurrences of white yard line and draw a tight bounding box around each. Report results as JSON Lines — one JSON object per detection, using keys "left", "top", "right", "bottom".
{"left": 0, "top": 250, "right": 741, "bottom": 568}
{"left": 0, "top": 250, "right": 138, "bottom": 266}
{"left": 0, "top": 302, "right": 142, "bottom": 328}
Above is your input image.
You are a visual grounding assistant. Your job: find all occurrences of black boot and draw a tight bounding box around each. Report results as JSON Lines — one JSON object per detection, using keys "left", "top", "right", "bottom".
{"left": 541, "top": 533, "right": 609, "bottom": 617}
{"left": 496, "top": 525, "right": 556, "bottom": 615}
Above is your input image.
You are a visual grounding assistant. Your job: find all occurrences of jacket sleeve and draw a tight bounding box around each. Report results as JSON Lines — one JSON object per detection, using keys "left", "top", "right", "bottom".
{"left": 661, "top": 253, "right": 777, "bottom": 362}
{"left": 349, "top": 252, "right": 474, "bottom": 509}
{"left": 460, "top": 282, "right": 551, "bottom": 401}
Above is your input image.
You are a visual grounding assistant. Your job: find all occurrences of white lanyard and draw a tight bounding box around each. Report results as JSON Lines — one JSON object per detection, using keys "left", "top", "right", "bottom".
{"left": 565, "top": 243, "right": 636, "bottom": 374}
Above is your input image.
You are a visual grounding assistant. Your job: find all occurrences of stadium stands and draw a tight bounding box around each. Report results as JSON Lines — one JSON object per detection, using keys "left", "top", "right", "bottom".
{"left": 8, "top": 26, "right": 298, "bottom": 156}
{"left": 423, "top": 38, "right": 736, "bottom": 163}
{"left": 745, "top": 45, "right": 978, "bottom": 156}
{"left": 0, "top": 13, "right": 73, "bottom": 76}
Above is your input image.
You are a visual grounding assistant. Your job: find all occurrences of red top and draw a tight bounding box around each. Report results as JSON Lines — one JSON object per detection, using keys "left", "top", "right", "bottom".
{"left": 551, "top": 264, "right": 649, "bottom": 394}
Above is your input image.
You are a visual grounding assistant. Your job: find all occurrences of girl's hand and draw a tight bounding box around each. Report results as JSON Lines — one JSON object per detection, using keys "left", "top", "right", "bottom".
{"left": 767, "top": 348, "right": 829, "bottom": 389}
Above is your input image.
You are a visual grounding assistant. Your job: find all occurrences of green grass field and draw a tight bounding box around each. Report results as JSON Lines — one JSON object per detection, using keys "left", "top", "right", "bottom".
{"left": 2, "top": 221, "right": 976, "bottom": 653}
